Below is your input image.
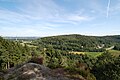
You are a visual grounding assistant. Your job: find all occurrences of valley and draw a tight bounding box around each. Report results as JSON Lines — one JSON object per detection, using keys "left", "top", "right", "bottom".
{"left": 0, "top": 34, "right": 120, "bottom": 80}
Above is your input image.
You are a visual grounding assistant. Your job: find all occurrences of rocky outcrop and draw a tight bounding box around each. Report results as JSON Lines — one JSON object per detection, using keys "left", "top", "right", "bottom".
{"left": 1, "top": 63, "right": 85, "bottom": 80}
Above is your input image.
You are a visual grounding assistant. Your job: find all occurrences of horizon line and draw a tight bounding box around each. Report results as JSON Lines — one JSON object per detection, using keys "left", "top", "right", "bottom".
{"left": 1, "top": 33, "right": 120, "bottom": 37}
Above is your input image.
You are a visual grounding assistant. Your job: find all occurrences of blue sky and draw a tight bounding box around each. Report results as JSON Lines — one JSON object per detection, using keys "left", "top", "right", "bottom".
{"left": 0, "top": 0, "right": 120, "bottom": 37}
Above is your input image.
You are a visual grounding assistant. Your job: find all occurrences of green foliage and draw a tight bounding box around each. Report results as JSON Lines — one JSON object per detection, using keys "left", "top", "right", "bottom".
{"left": 1, "top": 35, "right": 120, "bottom": 80}
{"left": 45, "top": 47, "right": 63, "bottom": 69}
{"left": 92, "top": 52, "right": 120, "bottom": 80}
{"left": 114, "top": 44, "right": 120, "bottom": 50}
{"left": 32, "top": 34, "right": 120, "bottom": 52}
{"left": 32, "top": 34, "right": 111, "bottom": 52}
{"left": 65, "top": 66, "right": 96, "bottom": 80}
{"left": 0, "top": 37, "right": 31, "bottom": 70}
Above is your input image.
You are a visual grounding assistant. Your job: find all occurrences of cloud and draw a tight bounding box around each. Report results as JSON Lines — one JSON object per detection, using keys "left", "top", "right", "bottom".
{"left": 0, "top": 0, "right": 94, "bottom": 36}
{"left": 67, "top": 15, "right": 90, "bottom": 22}
{"left": 0, "top": 0, "right": 91, "bottom": 24}
{"left": 0, "top": 9, "right": 30, "bottom": 23}
{"left": 106, "top": 0, "right": 111, "bottom": 18}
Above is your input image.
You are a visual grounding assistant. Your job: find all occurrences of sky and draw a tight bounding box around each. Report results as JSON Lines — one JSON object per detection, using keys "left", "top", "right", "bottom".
{"left": 0, "top": 0, "right": 120, "bottom": 37}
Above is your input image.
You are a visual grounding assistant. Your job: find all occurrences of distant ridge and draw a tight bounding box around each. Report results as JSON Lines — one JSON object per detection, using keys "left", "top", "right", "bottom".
{"left": 40, "top": 34, "right": 120, "bottom": 38}
{"left": 3, "top": 37, "right": 40, "bottom": 40}
{"left": 32, "top": 34, "right": 120, "bottom": 52}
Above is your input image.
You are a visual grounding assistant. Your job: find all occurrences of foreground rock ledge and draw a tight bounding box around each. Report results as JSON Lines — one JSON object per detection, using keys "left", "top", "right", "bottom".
{"left": 1, "top": 63, "right": 85, "bottom": 80}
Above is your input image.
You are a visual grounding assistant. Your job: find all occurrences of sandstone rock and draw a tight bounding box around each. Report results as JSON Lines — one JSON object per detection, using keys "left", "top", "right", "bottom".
{"left": 2, "top": 63, "right": 81, "bottom": 80}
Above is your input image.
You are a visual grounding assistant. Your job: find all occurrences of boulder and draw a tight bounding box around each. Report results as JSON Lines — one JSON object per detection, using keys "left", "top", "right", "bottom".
{"left": 2, "top": 63, "right": 79, "bottom": 80}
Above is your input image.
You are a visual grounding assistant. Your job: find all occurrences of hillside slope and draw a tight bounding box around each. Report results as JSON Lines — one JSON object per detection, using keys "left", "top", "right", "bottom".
{"left": 32, "top": 34, "right": 120, "bottom": 52}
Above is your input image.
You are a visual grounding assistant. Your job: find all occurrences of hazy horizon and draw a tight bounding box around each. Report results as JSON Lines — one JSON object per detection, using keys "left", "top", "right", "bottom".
{"left": 0, "top": 0, "right": 120, "bottom": 37}
{"left": 2, "top": 33, "right": 120, "bottom": 38}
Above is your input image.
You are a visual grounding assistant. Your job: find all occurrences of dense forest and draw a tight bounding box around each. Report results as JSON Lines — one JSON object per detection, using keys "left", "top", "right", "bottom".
{"left": 0, "top": 37, "right": 31, "bottom": 70}
{"left": 0, "top": 34, "right": 120, "bottom": 80}
{"left": 32, "top": 34, "right": 120, "bottom": 51}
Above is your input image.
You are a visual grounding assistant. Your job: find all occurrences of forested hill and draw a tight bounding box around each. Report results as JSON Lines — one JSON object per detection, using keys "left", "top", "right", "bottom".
{"left": 32, "top": 34, "right": 120, "bottom": 52}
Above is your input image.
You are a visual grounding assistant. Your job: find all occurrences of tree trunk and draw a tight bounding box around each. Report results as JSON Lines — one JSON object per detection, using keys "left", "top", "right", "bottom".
{"left": 8, "top": 61, "right": 10, "bottom": 69}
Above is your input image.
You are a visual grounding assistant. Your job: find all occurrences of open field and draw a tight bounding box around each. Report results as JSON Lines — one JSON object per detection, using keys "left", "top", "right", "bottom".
{"left": 69, "top": 51, "right": 103, "bottom": 58}
{"left": 69, "top": 50, "right": 120, "bottom": 58}
{"left": 20, "top": 41, "right": 38, "bottom": 48}
{"left": 108, "top": 50, "right": 120, "bottom": 57}
{"left": 85, "top": 52, "right": 103, "bottom": 58}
